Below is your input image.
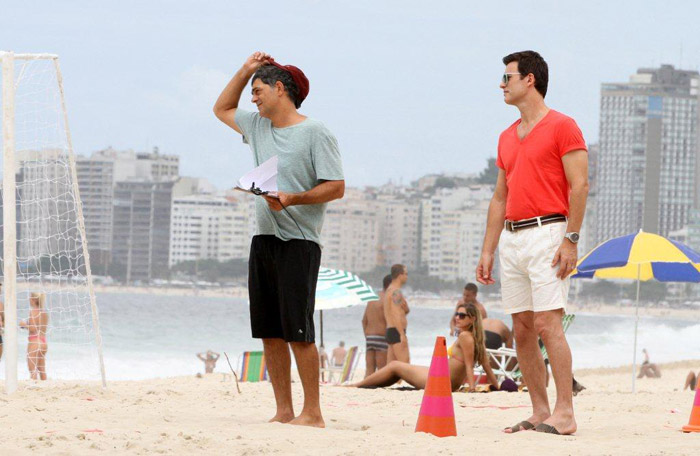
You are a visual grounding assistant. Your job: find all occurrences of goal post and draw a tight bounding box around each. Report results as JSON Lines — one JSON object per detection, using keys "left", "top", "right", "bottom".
{"left": 1, "top": 51, "right": 106, "bottom": 393}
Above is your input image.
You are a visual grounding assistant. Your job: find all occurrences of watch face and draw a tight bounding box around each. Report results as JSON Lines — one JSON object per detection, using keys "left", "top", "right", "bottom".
{"left": 569, "top": 233, "right": 580, "bottom": 243}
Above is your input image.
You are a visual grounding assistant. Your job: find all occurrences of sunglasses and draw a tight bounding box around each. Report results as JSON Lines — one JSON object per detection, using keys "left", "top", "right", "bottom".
{"left": 454, "top": 312, "right": 468, "bottom": 319}
{"left": 502, "top": 72, "right": 522, "bottom": 85}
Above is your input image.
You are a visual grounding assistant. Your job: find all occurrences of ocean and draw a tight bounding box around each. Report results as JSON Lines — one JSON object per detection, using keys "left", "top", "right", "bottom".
{"left": 1, "top": 292, "right": 698, "bottom": 381}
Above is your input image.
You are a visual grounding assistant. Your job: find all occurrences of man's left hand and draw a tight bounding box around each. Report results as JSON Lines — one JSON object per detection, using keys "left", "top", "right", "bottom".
{"left": 263, "top": 192, "right": 294, "bottom": 211}
{"left": 552, "top": 239, "right": 578, "bottom": 279}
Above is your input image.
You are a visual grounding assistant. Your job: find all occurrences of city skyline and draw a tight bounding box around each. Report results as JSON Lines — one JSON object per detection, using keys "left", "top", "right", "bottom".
{"left": 2, "top": 1, "right": 700, "bottom": 190}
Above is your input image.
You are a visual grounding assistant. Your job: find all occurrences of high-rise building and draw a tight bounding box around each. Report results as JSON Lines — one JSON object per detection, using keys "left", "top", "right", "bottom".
{"left": 375, "top": 194, "right": 420, "bottom": 269}
{"left": 112, "top": 180, "right": 175, "bottom": 283}
{"left": 169, "top": 193, "right": 253, "bottom": 267}
{"left": 597, "top": 65, "right": 699, "bottom": 242}
{"left": 322, "top": 188, "right": 379, "bottom": 273}
{"left": 75, "top": 147, "right": 180, "bottom": 275}
{"left": 16, "top": 149, "right": 76, "bottom": 259}
{"left": 419, "top": 185, "right": 493, "bottom": 281}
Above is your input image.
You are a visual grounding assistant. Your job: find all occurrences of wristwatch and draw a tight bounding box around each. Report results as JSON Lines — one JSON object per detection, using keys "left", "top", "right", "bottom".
{"left": 564, "top": 232, "right": 580, "bottom": 244}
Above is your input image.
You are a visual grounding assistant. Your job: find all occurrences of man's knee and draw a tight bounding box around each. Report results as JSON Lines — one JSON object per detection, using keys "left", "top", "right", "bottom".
{"left": 512, "top": 312, "right": 536, "bottom": 343}
{"left": 534, "top": 314, "right": 563, "bottom": 342}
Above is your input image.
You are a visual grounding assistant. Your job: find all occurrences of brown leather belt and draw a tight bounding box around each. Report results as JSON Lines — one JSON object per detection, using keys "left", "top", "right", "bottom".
{"left": 504, "top": 214, "right": 567, "bottom": 232}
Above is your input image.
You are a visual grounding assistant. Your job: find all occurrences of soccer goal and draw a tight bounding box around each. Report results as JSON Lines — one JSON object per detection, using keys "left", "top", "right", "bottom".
{"left": 1, "top": 52, "right": 106, "bottom": 393}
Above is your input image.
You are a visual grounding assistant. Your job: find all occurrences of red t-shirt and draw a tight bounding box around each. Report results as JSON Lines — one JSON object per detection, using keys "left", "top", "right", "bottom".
{"left": 496, "top": 110, "right": 587, "bottom": 221}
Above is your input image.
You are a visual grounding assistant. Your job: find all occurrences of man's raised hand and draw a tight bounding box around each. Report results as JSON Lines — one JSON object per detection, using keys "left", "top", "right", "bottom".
{"left": 243, "top": 51, "right": 272, "bottom": 75}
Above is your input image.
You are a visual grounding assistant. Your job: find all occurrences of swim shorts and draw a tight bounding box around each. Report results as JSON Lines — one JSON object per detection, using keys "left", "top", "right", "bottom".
{"left": 366, "top": 335, "right": 388, "bottom": 352}
{"left": 248, "top": 235, "right": 321, "bottom": 343}
{"left": 385, "top": 327, "right": 402, "bottom": 345}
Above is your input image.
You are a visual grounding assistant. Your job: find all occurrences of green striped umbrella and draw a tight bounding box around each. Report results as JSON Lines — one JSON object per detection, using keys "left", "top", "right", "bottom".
{"left": 316, "top": 267, "right": 379, "bottom": 346}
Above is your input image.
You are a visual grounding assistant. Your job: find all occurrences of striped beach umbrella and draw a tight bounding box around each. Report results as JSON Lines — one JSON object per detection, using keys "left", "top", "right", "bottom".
{"left": 315, "top": 267, "right": 379, "bottom": 346}
{"left": 571, "top": 230, "right": 700, "bottom": 391}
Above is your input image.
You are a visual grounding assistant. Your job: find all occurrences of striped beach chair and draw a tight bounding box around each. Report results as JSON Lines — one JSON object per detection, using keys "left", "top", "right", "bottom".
{"left": 238, "top": 351, "right": 268, "bottom": 382}
{"left": 320, "top": 346, "right": 361, "bottom": 385}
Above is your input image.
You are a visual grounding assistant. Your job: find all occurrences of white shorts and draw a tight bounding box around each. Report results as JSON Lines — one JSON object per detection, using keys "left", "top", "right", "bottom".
{"left": 499, "top": 221, "right": 569, "bottom": 314}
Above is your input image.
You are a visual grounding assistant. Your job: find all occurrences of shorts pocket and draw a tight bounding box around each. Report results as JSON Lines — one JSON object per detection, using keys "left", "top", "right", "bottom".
{"left": 547, "top": 223, "right": 566, "bottom": 251}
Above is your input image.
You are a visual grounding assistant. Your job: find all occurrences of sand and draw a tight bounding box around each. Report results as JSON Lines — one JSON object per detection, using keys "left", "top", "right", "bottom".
{"left": 1, "top": 361, "right": 699, "bottom": 455}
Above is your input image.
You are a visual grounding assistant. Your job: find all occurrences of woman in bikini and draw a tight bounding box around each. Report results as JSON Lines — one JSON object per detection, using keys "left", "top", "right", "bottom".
{"left": 20, "top": 292, "right": 49, "bottom": 380}
{"left": 351, "top": 303, "right": 499, "bottom": 392}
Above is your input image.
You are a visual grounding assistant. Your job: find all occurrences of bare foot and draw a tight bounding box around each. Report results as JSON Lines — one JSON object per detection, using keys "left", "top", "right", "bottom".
{"left": 289, "top": 412, "right": 325, "bottom": 428}
{"left": 268, "top": 412, "right": 294, "bottom": 424}
{"left": 503, "top": 412, "right": 550, "bottom": 434}
{"left": 538, "top": 412, "right": 576, "bottom": 435}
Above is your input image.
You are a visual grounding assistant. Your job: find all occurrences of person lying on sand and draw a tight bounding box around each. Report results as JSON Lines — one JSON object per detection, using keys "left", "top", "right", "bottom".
{"left": 351, "top": 303, "right": 500, "bottom": 392}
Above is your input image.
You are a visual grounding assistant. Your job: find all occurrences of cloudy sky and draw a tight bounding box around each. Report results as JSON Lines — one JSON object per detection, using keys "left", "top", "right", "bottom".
{"left": 3, "top": 1, "right": 699, "bottom": 189}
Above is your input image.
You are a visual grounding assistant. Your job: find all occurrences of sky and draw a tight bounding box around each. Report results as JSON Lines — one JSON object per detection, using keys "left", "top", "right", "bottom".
{"left": 2, "top": 1, "right": 700, "bottom": 190}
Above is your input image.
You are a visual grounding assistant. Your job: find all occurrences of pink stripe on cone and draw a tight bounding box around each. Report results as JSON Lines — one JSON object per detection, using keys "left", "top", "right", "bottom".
{"left": 428, "top": 357, "right": 449, "bottom": 377}
{"left": 418, "top": 396, "right": 455, "bottom": 417}
{"left": 694, "top": 389, "right": 700, "bottom": 407}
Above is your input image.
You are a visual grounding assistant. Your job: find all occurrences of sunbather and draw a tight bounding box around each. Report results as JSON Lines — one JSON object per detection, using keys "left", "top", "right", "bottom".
{"left": 351, "top": 303, "right": 500, "bottom": 392}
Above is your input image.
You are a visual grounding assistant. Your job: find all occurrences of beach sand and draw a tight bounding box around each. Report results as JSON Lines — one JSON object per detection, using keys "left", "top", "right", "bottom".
{"left": 1, "top": 360, "right": 698, "bottom": 455}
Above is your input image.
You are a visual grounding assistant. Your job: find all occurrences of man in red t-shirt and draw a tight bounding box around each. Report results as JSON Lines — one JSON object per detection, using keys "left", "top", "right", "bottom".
{"left": 476, "top": 51, "right": 588, "bottom": 436}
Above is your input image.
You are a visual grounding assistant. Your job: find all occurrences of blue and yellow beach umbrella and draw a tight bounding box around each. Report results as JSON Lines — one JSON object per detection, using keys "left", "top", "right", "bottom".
{"left": 572, "top": 230, "right": 700, "bottom": 281}
{"left": 571, "top": 230, "right": 700, "bottom": 392}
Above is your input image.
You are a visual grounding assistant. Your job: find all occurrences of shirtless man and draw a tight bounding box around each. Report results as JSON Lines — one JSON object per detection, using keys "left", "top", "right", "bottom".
{"left": 383, "top": 264, "right": 410, "bottom": 363}
{"left": 449, "top": 283, "right": 487, "bottom": 336}
{"left": 331, "top": 341, "right": 347, "bottom": 367}
{"left": 197, "top": 350, "right": 220, "bottom": 374}
{"left": 362, "top": 274, "right": 390, "bottom": 377}
{"left": 482, "top": 319, "right": 513, "bottom": 349}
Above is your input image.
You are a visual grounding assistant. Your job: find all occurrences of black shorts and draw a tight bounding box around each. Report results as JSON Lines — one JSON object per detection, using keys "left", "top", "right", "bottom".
{"left": 248, "top": 235, "right": 321, "bottom": 343}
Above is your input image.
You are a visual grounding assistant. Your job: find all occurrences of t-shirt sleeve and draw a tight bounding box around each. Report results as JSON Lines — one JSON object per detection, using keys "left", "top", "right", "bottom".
{"left": 312, "top": 126, "right": 344, "bottom": 181}
{"left": 557, "top": 117, "right": 587, "bottom": 157}
{"left": 234, "top": 109, "right": 260, "bottom": 145}
{"left": 496, "top": 133, "right": 505, "bottom": 170}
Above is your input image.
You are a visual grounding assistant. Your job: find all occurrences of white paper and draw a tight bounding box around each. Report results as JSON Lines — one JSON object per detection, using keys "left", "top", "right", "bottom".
{"left": 236, "top": 155, "right": 278, "bottom": 196}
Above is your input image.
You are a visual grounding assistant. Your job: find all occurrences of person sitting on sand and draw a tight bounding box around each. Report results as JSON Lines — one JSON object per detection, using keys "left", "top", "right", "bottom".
{"left": 351, "top": 303, "right": 500, "bottom": 392}
{"left": 197, "top": 350, "right": 220, "bottom": 374}
{"left": 684, "top": 371, "right": 699, "bottom": 391}
{"left": 637, "top": 349, "right": 661, "bottom": 378}
{"left": 449, "top": 283, "right": 487, "bottom": 335}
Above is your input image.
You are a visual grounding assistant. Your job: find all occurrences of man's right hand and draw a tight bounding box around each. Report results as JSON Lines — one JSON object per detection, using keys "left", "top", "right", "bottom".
{"left": 476, "top": 252, "right": 495, "bottom": 285}
{"left": 242, "top": 51, "right": 272, "bottom": 76}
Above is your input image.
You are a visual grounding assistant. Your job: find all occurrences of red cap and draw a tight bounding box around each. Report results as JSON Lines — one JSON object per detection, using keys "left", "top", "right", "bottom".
{"left": 267, "top": 58, "right": 309, "bottom": 107}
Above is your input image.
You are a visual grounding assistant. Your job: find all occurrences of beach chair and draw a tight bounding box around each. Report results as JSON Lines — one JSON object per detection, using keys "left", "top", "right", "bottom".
{"left": 238, "top": 351, "right": 268, "bottom": 382}
{"left": 473, "top": 346, "right": 520, "bottom": 384}
{"left": 320, "top": 346, "right": 361, "bottom": 385}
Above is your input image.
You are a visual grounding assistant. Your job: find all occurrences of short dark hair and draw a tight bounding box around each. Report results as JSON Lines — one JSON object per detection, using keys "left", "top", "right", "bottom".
{"left": 502, "top": 50, "right": 548, "bottom": 98}
{"left": 390, "top": 264, "right": 406, "bottom": 280}
{"left": 464, "top": 283, "right": 478, "bottom": 293}
{"left": 252, "top": 65, "right": 302, "bottom": 108}
{"left": 382, "top": 274, "right": 392, "bottom": 291}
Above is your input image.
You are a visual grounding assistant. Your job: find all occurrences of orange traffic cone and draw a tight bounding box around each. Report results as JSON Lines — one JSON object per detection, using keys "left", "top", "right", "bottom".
{"left": 682, "top": 387, "right": 700, "bottom": 433}
{"left": 415, "top": 336, "right": 457, "bottom": 437}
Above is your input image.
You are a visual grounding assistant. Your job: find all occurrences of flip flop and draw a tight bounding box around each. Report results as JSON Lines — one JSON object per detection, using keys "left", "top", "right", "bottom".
{"left": 505, "top": 420, "right": 535, "bottom": 433}
{"left": 534, "top": 423, "right": 560, "bottom": 435}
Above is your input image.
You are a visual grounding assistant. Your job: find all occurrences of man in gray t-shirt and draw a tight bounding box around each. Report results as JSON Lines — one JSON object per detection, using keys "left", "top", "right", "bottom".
{"left": 214, "top": 52, "right": 344, "bottom": 429}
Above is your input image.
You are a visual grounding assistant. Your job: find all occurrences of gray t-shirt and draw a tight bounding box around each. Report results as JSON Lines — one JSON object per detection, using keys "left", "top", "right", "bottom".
{"left": 234, "top": 109, "right": 344, "bottom": 246}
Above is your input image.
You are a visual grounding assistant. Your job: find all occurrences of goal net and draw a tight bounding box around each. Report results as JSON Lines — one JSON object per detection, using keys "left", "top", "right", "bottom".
{"left": 1, "top": 52, "right": 105, "bottom": 392}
